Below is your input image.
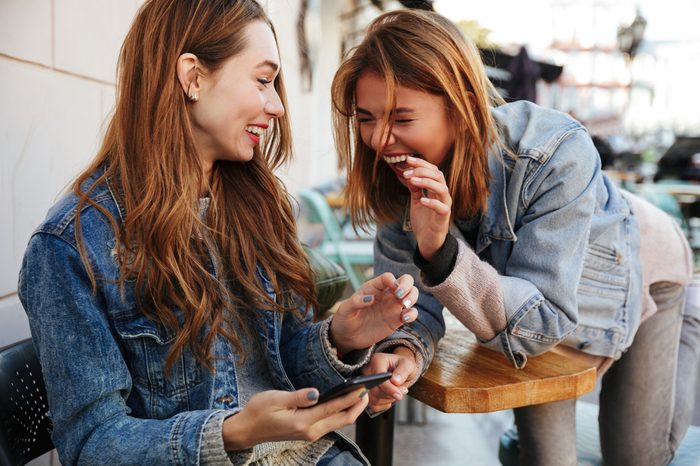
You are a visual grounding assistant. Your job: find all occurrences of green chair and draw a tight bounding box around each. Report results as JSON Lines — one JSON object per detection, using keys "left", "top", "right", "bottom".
{"left": 498, "top": 401, "right": 700, "bottom": 466}
{"left": 299, "top": 189, "right": 374, "bottom": 290}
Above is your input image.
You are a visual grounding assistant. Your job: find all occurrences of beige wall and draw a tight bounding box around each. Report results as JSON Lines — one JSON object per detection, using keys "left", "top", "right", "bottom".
{"left": 0, "top": 0, "right": 345, "bottom": 350}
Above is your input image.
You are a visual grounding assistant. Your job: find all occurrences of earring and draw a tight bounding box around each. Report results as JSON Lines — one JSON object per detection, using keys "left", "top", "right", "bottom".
{"left": 186, "top": 82, "right": 199, "bottom": 102}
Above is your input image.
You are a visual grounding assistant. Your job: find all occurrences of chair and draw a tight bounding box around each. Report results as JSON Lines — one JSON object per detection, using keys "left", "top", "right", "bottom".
{"left": 0, "top": 338, "right": 54, "bottom": 466}
{"left": 498, "top": 401, "right": 700, "bottom": 466}
{"left": 299, "top": 189, "right": 374, "bottom": 290}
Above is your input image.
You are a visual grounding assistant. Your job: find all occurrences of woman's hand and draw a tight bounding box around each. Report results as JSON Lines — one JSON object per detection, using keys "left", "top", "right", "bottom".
{"left": 403, "top": 156, "right": 452, "bottom": 261}
{"left": 329, "top": 273, "right": 418, "bottom": 355}
{"left": 362, "top": 346, "right": 418, "bottom": 414}
{"left": 223, "top": 387, "right": 369, "bottom": 451}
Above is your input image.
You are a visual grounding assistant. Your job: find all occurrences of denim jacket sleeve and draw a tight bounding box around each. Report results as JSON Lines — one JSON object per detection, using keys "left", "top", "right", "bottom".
{"left": 18, "top": 232, "right": 226, "bottom": 466}
{"left": 480, "top": 131, "right": 600, "bottom": 367}
{"left": 373, "top": 222, "right": 446, "bottom": 372}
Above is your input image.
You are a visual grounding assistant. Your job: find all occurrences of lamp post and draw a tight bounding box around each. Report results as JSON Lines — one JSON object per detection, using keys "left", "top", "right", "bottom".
{"left": 617, "top": 9, "right": 647, "bottom": 124}
{"left": 617, "top": 9, "right": 647, "bottom": 62}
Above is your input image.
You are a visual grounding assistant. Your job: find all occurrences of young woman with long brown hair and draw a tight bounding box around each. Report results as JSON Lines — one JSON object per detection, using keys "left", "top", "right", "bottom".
{"left": 18, "top": 1, "right": 420, "bottom": 464}
{"left": 332, "top": 9, "right": 700, "bottom": 466}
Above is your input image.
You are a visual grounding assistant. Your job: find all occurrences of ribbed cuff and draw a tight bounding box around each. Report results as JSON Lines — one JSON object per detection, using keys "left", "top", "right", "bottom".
{"left": 201, "top": 410, "right": 241, "bottom": 465}
{"left": 320, "top": 318, "right": 373, "bottom": 376}
{"left": 413, "top": 233, "right": 458, "bottom": 286}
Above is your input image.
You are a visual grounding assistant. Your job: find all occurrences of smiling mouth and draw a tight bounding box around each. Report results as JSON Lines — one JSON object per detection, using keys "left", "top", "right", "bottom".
{"left": 383, "top": 153, "right": 417, "bottom": 173}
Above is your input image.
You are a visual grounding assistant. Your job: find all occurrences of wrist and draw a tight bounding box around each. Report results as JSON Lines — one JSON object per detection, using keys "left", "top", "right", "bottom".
{"left": 328, "top": 317, "right": 354, "bottom": 356}
{"left": 222, "top": 411, "right": 253, "bottom": 451}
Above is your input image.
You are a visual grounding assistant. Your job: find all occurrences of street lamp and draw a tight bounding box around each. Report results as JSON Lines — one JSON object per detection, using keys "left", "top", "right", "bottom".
{"left": 617, "top": 9, "right": 647, "bottom": 62}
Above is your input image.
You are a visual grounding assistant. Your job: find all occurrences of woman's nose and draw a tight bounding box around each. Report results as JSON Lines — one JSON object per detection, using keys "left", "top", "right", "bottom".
{"left": 370, "top": 124, "right": 395, "bottom": 150}
{"left": 265, "top": 91, "right": 285, "bottom": 118}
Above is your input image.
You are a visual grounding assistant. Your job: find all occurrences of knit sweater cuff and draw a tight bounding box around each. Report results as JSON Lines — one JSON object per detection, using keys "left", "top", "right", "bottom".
{"left": 321, "top": 317, "right": 373, "bottom": 375}
{"left": 413, "top": 233, "right": 458, "bottom": 286}
{"left": 424, "top": 240, "right": 507, "bottom": 341}
{"left": 201, "top": 410, "right": 241, "bottom": 465}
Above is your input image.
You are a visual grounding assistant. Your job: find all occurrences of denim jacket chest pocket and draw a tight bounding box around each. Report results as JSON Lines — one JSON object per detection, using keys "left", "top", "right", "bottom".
{"left": 113, "top": 311, "right": 205, "bottom": 416}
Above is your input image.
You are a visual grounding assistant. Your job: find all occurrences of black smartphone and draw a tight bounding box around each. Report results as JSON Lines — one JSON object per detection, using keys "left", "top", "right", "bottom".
{"left": 317, "top": 372, "right": 393, "bottom": 404}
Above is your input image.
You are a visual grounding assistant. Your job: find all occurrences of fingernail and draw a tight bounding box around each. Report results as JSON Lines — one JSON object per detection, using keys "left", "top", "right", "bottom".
{"left": 404, "top": 170, "right": 414, "bottom": 177}
{"left": 402, "top": 387, "right": 409, "bottom": 394}
{"left": 393, "top": 374, "right": 403, "bottom": 383}
{"left": 395, "top": 287, "right": 405, "bottom": 298}
{"left": 363, "top": 295, "right": 373, "bottom": 303}
{"left": 358, "top": 388, "right": 369, "bottom": 398}
{"left": 402, "top": 313, "right": 411, "bottom": 323}
{"left": 402, "top": 298, "right": 411, "bottom": 308}
{"left": 392, "top": 392, "right": 403, "bottom": 401}
{"left": 307, "top": 390, "right": 318, "bottom": 401}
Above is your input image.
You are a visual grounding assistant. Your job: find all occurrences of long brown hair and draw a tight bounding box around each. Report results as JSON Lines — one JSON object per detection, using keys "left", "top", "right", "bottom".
{"left": 331, "top": 9, "right": 505, "bottom": 226}
{"left": 73, "top": 0, "right": 316, "bottom": 371}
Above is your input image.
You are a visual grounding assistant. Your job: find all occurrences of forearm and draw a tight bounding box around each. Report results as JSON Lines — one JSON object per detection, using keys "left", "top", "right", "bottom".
{"left": 420, "top": 238, "right": 507, "bottom": 341}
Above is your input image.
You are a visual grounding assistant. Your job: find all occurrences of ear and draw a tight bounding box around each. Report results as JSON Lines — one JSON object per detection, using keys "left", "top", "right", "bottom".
{"left": 177, "top": 53, "right": 201, "bottom": 101}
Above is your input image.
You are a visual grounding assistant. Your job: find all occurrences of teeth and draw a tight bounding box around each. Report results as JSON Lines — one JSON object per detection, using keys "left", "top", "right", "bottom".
{"left": 383, "top": 154, "right": 411, "bottom": 164}
{"left": 245, "top": 125, "right": 265, "bottom": 136}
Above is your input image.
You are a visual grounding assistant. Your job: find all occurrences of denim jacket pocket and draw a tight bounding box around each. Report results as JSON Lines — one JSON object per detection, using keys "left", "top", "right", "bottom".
{"left": 574, "top": 242, "right": 630, "bottom": 355}
{"left": 113, "top": 312, "right": 205, "bottom": 413}
{"left": 578, "top": 243, "right": 628, "bottom": 302}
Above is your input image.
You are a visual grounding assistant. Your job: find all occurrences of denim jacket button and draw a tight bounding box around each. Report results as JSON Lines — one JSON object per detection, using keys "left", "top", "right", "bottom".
{"left": 216, "top": 395, "right": 234, "bottom": 404}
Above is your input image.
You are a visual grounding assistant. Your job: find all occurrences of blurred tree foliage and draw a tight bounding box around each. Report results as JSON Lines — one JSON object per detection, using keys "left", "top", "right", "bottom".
{"left": 456, "top": 19, "right": 495, "bottom": 49}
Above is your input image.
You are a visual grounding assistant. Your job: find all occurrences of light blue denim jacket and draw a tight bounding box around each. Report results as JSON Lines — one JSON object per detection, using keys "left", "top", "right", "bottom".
{"left": 375, "top": 101, "right": 642, "bottom": 369}
{"left": 18, "top": 171, "right": 368, "bottom": 465}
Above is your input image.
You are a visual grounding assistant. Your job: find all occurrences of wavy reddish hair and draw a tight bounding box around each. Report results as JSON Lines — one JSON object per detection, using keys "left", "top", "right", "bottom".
{"left": 332, "top": 9, "right": 505, "bottom": 227}
{"left": 73, "top": 0, "right": 315, "bottom": 371}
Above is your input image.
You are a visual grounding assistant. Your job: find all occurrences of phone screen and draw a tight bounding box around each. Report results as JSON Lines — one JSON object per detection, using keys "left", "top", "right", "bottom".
{"left": 317, "top": 372, "right": 392, "bottom": 403}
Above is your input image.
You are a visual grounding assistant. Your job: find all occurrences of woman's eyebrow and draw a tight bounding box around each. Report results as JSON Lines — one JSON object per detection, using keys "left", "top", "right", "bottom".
{"left": 355, "top": 107, "right": 414, "bottom": 115}
{"left": 255, "top": 60, "right": 279, "bottom": 71}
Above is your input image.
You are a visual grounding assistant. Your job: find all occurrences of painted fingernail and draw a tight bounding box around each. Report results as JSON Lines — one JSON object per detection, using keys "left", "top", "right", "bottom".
{"left": 402, "top": 298, "right": 411, "bottom": 308}
{"left": 307, "top": 390, "right": 318, "bottom": 401}
{"left": 363, "top": 295, "right": 373, "bottom": 303}
{"left": 358, "top": 388, "right": 369, "bottom": 398}
{"left": 395, "top": 287, "right": 405, "bottom": 298}
{"left": 402, "top": 313, "right": 412, "bottom": 323}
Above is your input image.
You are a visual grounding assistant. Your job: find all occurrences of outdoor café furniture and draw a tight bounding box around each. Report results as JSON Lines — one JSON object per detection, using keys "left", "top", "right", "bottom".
{"left": 299, "top": 189, "right": 374, "bottom": 290}
{"left": 356, "top": 313, "right": 597, "bottom": 466}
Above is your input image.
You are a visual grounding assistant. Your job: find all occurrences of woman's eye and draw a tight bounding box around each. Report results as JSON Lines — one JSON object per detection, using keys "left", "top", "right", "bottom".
{"left": 395, "top": 119, "right": 414, "bottom": 124}
{"left": 257, "top": 78, "right": 272, "bottom": 87}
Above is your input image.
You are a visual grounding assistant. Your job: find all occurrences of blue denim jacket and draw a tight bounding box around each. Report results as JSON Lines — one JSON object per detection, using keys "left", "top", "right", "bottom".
{"left": 375, "top": 101, "right": 642, "bottom": 369}
{"left": 18, "top": 171, "right": 367, "bottom": 465}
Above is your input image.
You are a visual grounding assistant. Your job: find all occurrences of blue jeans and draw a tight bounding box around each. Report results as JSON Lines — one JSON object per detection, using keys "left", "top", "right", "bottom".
{"left": 514, "top": 282, "right": 700, "bottom": 466}
{"left": 317, "top": 443, "right": 364, "bottom": 466}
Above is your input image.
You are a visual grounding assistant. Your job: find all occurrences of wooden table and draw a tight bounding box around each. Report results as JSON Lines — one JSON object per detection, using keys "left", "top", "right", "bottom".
{"left": 356, "top": 315, "right": 597, "bottom": 465}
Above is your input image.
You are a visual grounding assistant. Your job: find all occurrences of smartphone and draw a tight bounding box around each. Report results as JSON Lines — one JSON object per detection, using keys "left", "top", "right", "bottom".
{"left": 317, "top": 372, "right": 393, "bottom": 404}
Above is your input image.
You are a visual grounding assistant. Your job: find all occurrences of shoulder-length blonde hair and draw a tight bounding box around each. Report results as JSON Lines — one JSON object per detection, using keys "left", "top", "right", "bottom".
{"left": 332, "top": 9, "right": 505, "bottom": 226}
{"left": 73, "top": 0, "right": 315, "bottom": 371}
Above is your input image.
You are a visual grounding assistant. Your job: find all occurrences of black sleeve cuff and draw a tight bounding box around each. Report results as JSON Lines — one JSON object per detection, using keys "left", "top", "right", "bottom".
{"left": 412, "top": 233, "right": 458, "bottom": 286}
